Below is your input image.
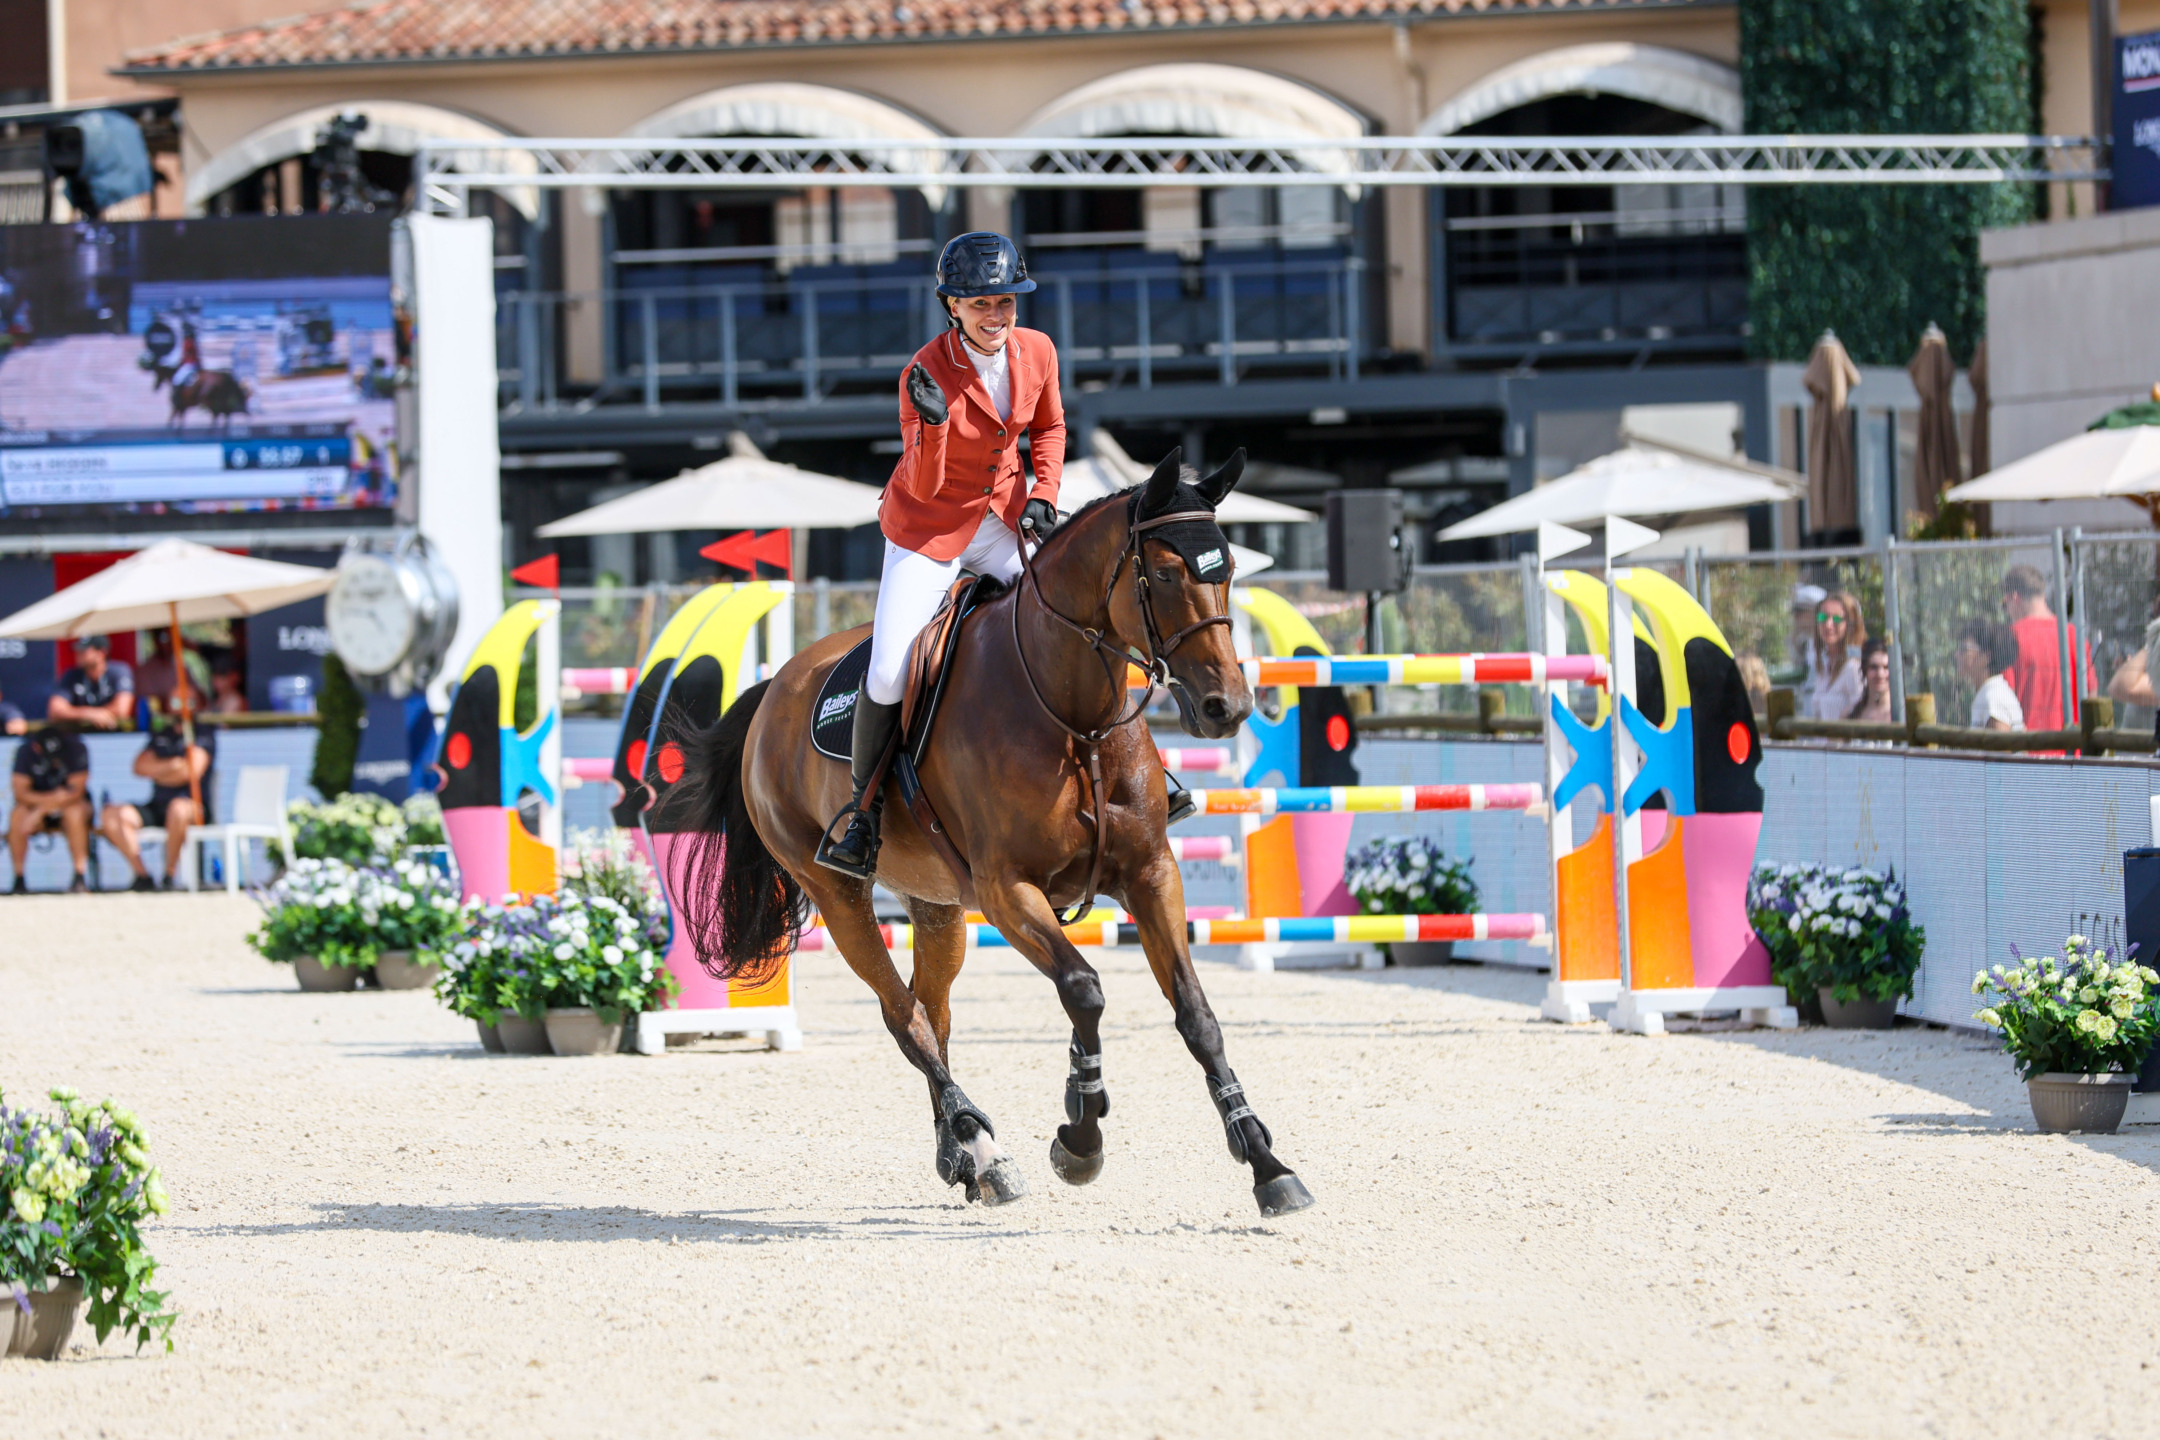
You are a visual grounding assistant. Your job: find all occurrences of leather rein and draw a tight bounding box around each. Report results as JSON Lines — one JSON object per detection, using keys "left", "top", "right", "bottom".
{"left": 1012, "top": 498, "right": 1233, "bottom": 924}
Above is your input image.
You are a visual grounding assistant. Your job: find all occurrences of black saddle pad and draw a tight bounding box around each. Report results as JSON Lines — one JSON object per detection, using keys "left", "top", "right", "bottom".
{"left": 811, "top": 637, "right": 873, "bottom": 762}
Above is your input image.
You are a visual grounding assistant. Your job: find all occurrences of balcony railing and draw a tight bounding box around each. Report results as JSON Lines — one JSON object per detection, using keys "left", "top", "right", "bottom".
{"left": 496, "top": 257, "right": 1366, "bottom": 411}
{"left": 1441, "top": 211, "right": 1747, "bottom": 356}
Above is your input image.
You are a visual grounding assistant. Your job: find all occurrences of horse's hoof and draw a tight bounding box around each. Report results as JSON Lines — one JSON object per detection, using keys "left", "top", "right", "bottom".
{"left": 974, "top": 1157, "right": 1030, "bottom": 1206}
{"left": 1049, "top": 1134, "right": 1105, "bottom": 1186}
{"left": 1253, "top": 1174, "right": 1315, "bottom": 1218}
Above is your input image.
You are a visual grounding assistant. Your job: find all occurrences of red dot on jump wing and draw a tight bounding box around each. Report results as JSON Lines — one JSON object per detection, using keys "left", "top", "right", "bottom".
{"left": 446, "top": 732, "right": 472, "bottom": 769}
{"left": 1726, "top": 722, "right": 1751, "bottom": 765}
{"left": 1325, "top": 714, "right": 1351, "bottom": 752}
{"left": 656, "top": 742, "right": 685, "bottom": 784}
{"left": 626, "top": 738, "right": 648, "bottom": 779}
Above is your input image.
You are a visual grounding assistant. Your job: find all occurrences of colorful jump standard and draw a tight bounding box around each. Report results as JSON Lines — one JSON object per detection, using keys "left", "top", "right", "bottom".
{"left": 1188, "top": 784, "right": 1544, "bottom": 816}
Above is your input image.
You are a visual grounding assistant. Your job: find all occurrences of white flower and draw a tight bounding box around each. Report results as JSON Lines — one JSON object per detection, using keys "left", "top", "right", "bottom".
{"left": 553, "top": 943, "right": 573, "bottom": 960}
{"left": 603, "top": 945, "right": 623, "bottom": 965}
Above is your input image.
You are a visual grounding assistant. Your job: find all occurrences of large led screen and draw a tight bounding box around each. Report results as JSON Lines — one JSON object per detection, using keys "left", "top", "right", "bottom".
{"left": 0, "top": 216, "right": 398, "bottom": 517}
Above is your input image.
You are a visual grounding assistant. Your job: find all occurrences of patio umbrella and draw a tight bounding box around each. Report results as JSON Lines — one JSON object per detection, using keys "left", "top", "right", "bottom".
{"left": 1942, "top": 403, "right": 2160, "bottom": 525}
{"left": 1436, "top": 440, "right": 1803, "bottom": 541}
{"left": 536, "top": 454, "right": 885, "bottom": 537}
{"left": 1907, "top": 323, "right": 1961, "bottom": 519}
{"left": 1803, "top": 331, "right": 1862, "bottom": 533}
{"left": 1070, "top": 429, "right": 1318, "bottom": 525}
{"left": 0, "top": 538, "right": 338, "bottom": 811}
{"left": 1968, "top": 340, "right": 1992, "bottom": 478}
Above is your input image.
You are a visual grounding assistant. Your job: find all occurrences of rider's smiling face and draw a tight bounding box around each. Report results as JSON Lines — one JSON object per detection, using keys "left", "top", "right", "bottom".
{"left": 950, "top": 293, "right": 1017, "bottom": 354}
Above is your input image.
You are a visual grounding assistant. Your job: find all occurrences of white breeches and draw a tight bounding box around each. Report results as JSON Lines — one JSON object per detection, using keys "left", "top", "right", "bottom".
{"left": 866, "top": 511, "right": 1024, "bottom": 706}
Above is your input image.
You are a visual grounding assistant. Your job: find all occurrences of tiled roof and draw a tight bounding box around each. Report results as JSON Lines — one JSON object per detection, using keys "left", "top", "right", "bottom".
{"left": 121, "top": 0, "right": 1708, "bottom": 73}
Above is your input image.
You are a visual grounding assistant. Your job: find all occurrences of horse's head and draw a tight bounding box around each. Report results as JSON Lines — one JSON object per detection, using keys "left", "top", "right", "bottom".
{"left": 1108, "top": 449, "right": 1254, "bottom": 740}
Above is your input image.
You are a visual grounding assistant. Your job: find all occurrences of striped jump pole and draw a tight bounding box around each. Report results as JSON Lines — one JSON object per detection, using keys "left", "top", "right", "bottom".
{"left": 794, "top": 912, "right": 1547, "bottom": 953}
{"left": 559, "top": 757, "right": 614, "bottom": 788}
{"left": 1157, "top": 746, "right": 1240, "bottom": 775}
{"left": 561, "top": 666, "right": 638, "bottom": 698}
{"left": 1185, "top": 784, "right": 1544, "bottom": 816}
{"left": 1168, "top": 835, "right": 1239, "bottom": 863}
{"left": 1243, "top": 653, "right": 1607, "bottom": 687}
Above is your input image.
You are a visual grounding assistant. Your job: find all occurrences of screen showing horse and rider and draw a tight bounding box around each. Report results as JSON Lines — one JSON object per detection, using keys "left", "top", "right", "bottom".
{"left": 0, "top": 215, "right": 398, "bottom": 518}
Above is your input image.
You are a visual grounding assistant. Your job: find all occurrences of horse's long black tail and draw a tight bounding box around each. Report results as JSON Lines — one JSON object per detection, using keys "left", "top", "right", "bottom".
{"left": 663, "top": 680, "right": 805, "bottom": 984}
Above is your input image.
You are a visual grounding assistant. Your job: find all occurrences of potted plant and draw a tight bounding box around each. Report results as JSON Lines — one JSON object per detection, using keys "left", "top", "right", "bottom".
{"left": 433, "top": 898, "right": 549, "bottom": 1052}
{"left": 275, "top": 791, "right": 408, "bottom": 868}
{"left": 3, "top": 1086, "right": 174, "bottom": 1359}
{"left": 1748, "top": 864, "right": 1924, "bottom": 1027}
{"left": 1344, "top": 835, "right": 1478, "bottom": 965}
{"left": 370, "top": 856, "right": 464, "bottom": 990}
{"left": 1974, "top": 936, "right": 2160, "bottom": 1134}
{"left": 249, "top": 857, "right": 454, "bottom": 991}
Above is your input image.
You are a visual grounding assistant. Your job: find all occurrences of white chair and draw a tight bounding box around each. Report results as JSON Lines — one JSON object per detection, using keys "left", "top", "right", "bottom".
{"left": 186, "top": 766, "right": 293, "bottom": 893}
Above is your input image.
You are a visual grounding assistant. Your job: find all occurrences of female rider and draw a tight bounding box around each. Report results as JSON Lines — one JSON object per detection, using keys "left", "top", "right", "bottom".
{"left": 815, "top": 231, "right": 1190, "bottom": 875}
{"left": 814, "top": 232, "right": 1066, "bottom": 877}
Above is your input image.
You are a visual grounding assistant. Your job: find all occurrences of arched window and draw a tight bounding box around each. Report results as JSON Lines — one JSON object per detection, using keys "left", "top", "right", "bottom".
{"left": 1421, "top": 45, "right": 1745, "bottom": 356}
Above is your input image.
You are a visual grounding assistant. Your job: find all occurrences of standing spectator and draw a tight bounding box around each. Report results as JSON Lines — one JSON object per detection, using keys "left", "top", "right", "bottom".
{"left": 2000, "top": 564, "right": 2087, "bottom": 732}
{"left": 1803, "top": 590, "right": 1866, "bottom": 720}
{"left": 1956, "top": 619, "right": 2025, "bottom": 731}
{"left": 0, "top": 683, "right": 25, "bottom": 736}
{"left": 100, "top": 721, "right": 213, "bottom": 892}
{"left": 1774, "top": 583, "right": 1826, "bottom": 688}
{"left": 2106, "top": 596, "right": 2160, "bottom": 740}
{"left": 47, "top": 635, "right": 134, "bottom": 732}
{"left": 1846, "top": 639, "right": 1895, "bottom": 723}
{"left": 7, "top": 725, "right": 92, "bottom": 893}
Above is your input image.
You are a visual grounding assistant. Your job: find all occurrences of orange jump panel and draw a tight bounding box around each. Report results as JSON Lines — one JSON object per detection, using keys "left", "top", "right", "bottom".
{"left": 1556, "top": 813, "right": 1618, "bottom": 983}
{"left": 1626, "top": 814, "right": 1696, "bottom": 991}
{"left": 1244, "top": 816, "right": 1303, "bottom": 919}
{"left": 505, "top": 812, "right": 559, "bottom": 897}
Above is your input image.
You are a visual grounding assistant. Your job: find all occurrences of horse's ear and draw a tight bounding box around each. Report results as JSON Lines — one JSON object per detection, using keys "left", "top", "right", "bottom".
{"left": 1197, "top": 449, "right": 1246, "bottom": 508}
{"left": 1139, "top": 447, "right": 1182, "bottom": 518}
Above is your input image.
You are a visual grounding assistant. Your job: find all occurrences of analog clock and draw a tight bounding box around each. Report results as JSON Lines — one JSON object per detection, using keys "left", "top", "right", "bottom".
{"left": 326, "top": 534, "right": 460, "bottom": 696}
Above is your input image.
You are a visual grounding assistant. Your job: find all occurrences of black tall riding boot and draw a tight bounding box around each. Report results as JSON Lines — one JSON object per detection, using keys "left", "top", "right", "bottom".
{"left": 815, "top": 695, "right": 901, "bottom": 878}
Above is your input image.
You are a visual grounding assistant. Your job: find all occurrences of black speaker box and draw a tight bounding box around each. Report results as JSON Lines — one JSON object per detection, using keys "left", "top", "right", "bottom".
{"left": 1325, "top": 489, "right": 1406, "bottom": 593}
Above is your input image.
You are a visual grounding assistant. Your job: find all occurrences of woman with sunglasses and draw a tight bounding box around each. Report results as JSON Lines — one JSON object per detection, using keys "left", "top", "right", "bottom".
{"left": 1802, "top": 589, "right": 1867, "bottom": 721}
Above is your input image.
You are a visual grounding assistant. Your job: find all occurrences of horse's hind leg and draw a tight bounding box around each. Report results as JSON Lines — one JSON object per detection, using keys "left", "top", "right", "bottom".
{"left": 903, "top": 896, "right": 1025, "bottom": 1205}
{"left": 1122, "top": 857, "right": 1314, "bottom": 1218}
{"left": 976, "top": 880, "right": 1110, "bottom": 1187}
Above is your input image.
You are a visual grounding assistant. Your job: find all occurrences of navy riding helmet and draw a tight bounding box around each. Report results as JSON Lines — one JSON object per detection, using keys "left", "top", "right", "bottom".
{"left": 935, "top": 232, "right": 1037, "bottom": 300}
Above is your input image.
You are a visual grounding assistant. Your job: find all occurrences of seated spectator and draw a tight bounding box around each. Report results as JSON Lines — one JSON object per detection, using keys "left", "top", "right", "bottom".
{"left": 1802, "top": 590, "right": 1866, "bottom": 720}
{"left": 100, "top": 720, "right": 213, "bottom": 892}
{"left": 0, "top": 683, "right": 25, "bottom": 736}
{"left": 1956, "top": 619, "right": 2024, "bottom": 731}
{"left": 8, "top": 725, "right": 92, "bottom": 893}
{"left": 47, "top": 635, "right": 134, "bottom": 732}
{"left": 1846, "top": 639, "right": 1895, "bottom": 723}
{"left": 2106, "top": 597, "right": 2160, "bottom": 739}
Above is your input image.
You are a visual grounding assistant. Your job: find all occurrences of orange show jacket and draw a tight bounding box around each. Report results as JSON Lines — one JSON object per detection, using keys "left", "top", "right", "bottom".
{"left": 880, "top": 326, "right": 1065, "bottom": 561}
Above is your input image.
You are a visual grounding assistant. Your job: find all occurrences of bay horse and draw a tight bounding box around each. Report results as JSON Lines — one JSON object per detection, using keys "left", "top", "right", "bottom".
{"left": 151, "top": 363, "right": 251, "bottom": 429}
{"left": 669, "top": 451, "right": 1316, "bottom": 1217}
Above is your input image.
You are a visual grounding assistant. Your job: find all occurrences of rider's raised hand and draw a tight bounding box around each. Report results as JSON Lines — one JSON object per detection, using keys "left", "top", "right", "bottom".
{"left": 906, "top": 362, "right": 948, "bottom": 427}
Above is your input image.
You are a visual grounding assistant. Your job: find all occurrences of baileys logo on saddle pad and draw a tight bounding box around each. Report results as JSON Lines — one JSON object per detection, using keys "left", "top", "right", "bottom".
{"left": 811, "top": 638, "right": 875, "bottom": 761}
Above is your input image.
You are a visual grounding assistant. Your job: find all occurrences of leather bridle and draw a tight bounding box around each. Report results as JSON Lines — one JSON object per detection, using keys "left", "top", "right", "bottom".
{"left": 1012, "top": 496, "right": 1233, "bottom": 924}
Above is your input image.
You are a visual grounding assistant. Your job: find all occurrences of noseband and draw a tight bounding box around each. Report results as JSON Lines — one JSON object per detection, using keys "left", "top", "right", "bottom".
{"left": 1012, "top": 497, "right": 1233, "bottom": 923}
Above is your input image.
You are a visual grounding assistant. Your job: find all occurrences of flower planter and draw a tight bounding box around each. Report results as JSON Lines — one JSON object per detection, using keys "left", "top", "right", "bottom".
{"left": 495, "top": 1015, "right": 552, "bottom": 1055}
{"left": 475, "top": 1021, "right": 505, "bottom": 1053}
{"left": 293, "top": 956, "right": 360, "bottom": 993}
{"left": 5, "top": 1277, "right": 84, "bottom": 1360}
{"left": 543, "top": 1007, "right": 623, "bottom": 1057}
{"left": 1388, "top": 941, "right": 1456, "bottom": 967}
{"left": 1818, "top": 989, "right": 1899, "bottom": 1029}
{"left": 2027, "top": 1072, "right": 2135, "bottom": 1134}
{"left": 372, "top": 951, "right": 439, "bottom": 991}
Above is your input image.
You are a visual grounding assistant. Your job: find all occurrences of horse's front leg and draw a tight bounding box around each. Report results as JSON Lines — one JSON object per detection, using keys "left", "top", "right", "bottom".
{"left": 977, "top": 878, "right": 1111, "bottom": 1186}
{"left": 1123, "top": 855, "right": 1315, "bottom": 1218}
{"left": 904, "top": 896, "right": 1026, "bottom": 1206}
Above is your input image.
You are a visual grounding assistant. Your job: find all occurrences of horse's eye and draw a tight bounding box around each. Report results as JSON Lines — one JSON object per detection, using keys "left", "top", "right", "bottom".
{"left": 1156, "top": 566, "right": 1178, "bottom": 583}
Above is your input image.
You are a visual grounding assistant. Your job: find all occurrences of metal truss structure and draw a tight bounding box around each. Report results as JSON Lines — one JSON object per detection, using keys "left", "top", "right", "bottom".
{"left": 417, "top": 134, "right": 2104, "bottom": 210}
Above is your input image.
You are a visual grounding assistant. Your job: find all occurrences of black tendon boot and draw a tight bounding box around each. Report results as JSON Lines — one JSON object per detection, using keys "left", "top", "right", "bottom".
{"left": 815, "top": 695, "right": 902, "bottom": 877}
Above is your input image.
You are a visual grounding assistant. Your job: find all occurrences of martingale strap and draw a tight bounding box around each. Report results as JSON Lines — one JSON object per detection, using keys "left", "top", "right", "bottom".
{"left": 1013, "top": 497, "right": 1233, "bottom": 926}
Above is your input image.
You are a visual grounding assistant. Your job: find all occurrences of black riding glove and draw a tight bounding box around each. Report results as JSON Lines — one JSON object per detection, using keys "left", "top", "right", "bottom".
{"left": 906, "top": 362, "right": 948, "bottom": 427}
{"left": 1022, "top": 498, "right": 1059, "bottom": 539}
